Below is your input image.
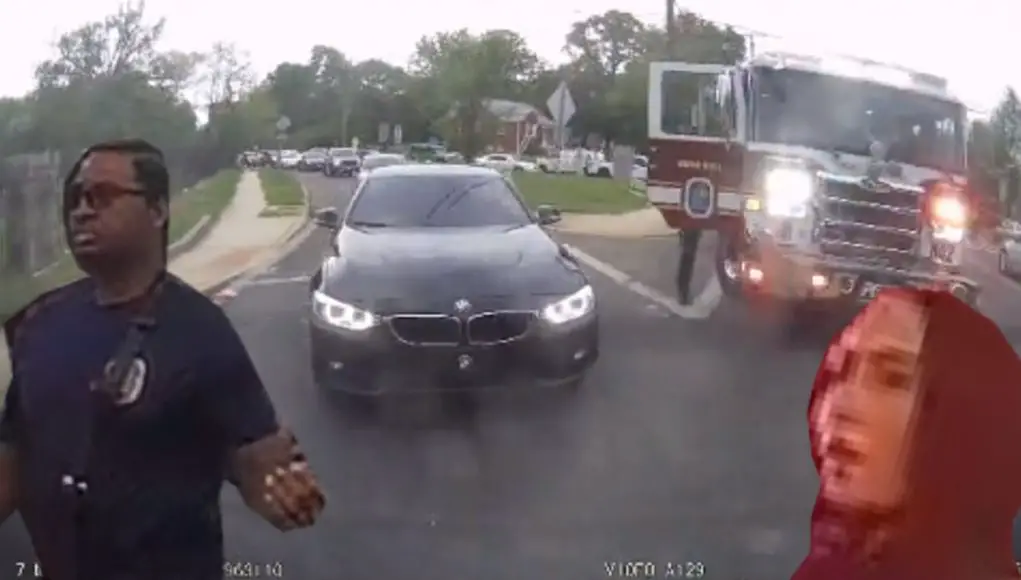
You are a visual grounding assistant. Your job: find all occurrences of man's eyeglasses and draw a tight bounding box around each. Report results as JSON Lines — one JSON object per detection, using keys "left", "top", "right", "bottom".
{"left": 66, "top": 183, "right": 146, "bottom": 210}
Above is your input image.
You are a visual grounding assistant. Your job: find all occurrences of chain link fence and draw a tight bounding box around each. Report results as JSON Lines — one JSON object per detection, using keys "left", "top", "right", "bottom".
{"left": 0, "top": 151, "right": 65, "bottom": 284}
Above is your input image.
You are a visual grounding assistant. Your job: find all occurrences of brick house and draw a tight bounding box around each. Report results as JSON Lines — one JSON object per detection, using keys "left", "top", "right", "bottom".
{"left": 482, "top": 99, "right": 555, "bottom": 156}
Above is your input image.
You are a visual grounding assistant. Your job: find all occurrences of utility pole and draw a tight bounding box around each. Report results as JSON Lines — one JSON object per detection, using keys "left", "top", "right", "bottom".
{"left": 666, "top": 0, "right": 678, "bottom": 57}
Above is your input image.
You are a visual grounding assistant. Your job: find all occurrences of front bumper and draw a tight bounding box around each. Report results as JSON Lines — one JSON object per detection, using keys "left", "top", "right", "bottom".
{"left": 308, "top": 312, "right": 599, "bottom": 394}
{"left": 741, "top": 247, "right": 980, "bottom": 305}
{"left": 327, "top": 164, "right": 358, "bottom": 176}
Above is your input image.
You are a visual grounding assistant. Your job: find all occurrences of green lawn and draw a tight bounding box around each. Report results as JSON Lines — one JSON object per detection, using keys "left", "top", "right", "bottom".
{"left": 0, "top": 168, "right": 241, "bottom": 325}
{"left": 512, "top": 172, "right": 648, "bottom": 214}
{"left": 257, "top": 168, "right": 304, "bottom": 207}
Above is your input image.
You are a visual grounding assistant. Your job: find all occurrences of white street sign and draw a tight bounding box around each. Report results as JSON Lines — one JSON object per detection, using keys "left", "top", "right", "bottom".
{"left": 546, "top": 82, "right": 577, "bottom": 126}
{"left": 275, "top": 116, "right": 291, "bottom": 132}
{"left": 351, "top": 136, "right": 360, "bottom": 149}
{"left": 393, "top": 124, "right": 403, "bottom": 145}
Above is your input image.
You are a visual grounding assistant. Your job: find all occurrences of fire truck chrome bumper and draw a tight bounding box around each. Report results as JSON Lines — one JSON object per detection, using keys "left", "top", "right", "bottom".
{"left": 740, "top": 250, "right": 980, "bottom": 305}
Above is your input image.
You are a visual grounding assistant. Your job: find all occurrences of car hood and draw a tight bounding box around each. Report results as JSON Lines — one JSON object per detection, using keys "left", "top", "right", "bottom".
{"left": 321, "top": 225, "right": 585, "bottom": 312}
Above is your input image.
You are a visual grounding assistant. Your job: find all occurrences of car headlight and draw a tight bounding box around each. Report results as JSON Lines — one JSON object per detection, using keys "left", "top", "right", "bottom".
{"left": 763, "top": 168, "right": 813, "bottom": 217}
{"left": 312, "top": 290, "right": 378, "bottom": 331}
{"left": 540, "top": 285, "right": 595, "bottom": 324}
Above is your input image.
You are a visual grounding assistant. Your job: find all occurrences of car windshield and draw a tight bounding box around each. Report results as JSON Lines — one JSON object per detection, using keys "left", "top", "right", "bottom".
{"left": 361, "top": 155, "right": 404, "bottom": 170}
{"left": 753, "top": 67, "right": 966, "bottom": 174}
{"left": 329, "top": 148, "right": 356, "bottom": 157}
{"left": 347, "top": 174, "right": 532, "bottom": 228}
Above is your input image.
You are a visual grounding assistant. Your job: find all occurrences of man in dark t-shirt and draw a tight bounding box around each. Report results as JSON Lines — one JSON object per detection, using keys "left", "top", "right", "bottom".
{"left": 0, "top": 139, "right": 325, "bottom": 580}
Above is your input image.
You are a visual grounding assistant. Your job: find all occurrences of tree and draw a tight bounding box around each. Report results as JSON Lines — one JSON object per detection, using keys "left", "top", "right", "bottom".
{"left": 562, "top": 9, "right": 743, "bottom": 149}
{"left": 410, "top": 29, "right": 540, "bottom": 157}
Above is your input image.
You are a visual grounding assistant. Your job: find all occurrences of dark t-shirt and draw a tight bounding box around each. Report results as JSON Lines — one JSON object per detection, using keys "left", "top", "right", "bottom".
{"left": 0, "top": 276, "right": 278, "bottom": 580}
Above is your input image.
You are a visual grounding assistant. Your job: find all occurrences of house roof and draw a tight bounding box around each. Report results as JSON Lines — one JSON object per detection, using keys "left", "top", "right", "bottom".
{"left": 483, "top": 99, "right": 554, "bottom": 127}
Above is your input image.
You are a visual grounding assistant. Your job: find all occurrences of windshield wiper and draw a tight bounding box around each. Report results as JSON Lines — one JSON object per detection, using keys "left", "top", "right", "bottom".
{"left": 348, "top": 220, "right": 391, "bottom": 228}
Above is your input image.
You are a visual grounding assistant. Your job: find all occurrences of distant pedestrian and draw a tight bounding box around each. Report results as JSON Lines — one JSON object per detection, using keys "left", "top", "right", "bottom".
{"left": 0, "top": 138, "right": 324, "bottom": 580}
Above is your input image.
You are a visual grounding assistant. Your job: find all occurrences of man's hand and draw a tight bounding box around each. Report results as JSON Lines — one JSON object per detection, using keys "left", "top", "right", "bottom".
{"left": 0, "top": 443, "right": 18, "bottom": 524}
{"left": 230, "top": 428, "right": 324, "bottom": 530}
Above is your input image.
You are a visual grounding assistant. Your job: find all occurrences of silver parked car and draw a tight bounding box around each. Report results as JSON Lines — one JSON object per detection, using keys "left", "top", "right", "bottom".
{"left": 999, "top": 224, "right": 1021, "bottom": 276}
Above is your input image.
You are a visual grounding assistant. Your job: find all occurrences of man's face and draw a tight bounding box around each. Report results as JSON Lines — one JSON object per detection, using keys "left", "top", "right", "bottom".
{"left": 815, "top": 294, "right": 929, "bottom": 511}
{"left": 66, "top": 151, "right": 165, "bottom": 261}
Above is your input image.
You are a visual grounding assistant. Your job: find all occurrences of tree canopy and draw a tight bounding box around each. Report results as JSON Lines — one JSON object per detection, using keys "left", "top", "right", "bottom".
{"left": 1, "top": 1, "right": 1017, "bottom": 215}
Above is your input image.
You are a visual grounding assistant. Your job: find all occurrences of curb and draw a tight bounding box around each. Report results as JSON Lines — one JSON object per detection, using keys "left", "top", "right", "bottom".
{"left": 167, "top": 215, "right": 212, "bottom": 261}
{"left": 550, "top": 226, "right": 676, "bottom": 239}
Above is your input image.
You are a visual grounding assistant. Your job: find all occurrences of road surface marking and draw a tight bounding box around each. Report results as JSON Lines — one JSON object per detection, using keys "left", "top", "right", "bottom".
{"left": 240, "top": 274, "right": 311, "bottom": 288}
{"left": 563, "top": 244, "right": 718, "bottom": 319}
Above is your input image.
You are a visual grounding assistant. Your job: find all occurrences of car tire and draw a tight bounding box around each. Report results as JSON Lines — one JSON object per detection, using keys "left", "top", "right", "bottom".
{"left": 596, "top": 168, "right": 611, "bottom": 178}
{"left": 1000, "top": 251, "right": 1011, "bottom": 276}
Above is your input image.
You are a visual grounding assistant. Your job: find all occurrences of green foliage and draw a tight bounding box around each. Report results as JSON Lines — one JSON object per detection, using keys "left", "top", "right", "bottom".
{"left": 257, "top": 169, "right": 304, "bottom": 207}
{"left": 512, "top": 173, "right": 647, "bottom": 214}
{"left": 254, "top": 8, "right": 741, "bottom": 155}
{"left": 1, "top": 168, "right": 241, "bottom": 325}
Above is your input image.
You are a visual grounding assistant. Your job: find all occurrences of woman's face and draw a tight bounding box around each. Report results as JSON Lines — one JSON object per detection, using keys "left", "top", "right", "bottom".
{"left": 815, "top": 294, "right": 929, "bottom": 511}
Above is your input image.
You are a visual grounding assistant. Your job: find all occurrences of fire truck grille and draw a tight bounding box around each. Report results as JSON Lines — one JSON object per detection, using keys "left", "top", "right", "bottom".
{"left": 818, "top": 177, "right": 922, "bottom": 263}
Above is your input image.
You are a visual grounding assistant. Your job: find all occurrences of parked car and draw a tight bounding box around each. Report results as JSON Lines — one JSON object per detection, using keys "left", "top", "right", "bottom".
{"left": 537, "top": 148, "right": 596, "bottom": 174}
{"left": 999, "top": 228, "right": 1021, "bottom": 277}
{"left": 324, "top": 147, "right": 360, "bottom": 177}
{"left": 299, "top": 149, "right": 329, "bottom": 172}
{"left": 277, "top": 150, "right": 302, "bottom": 169}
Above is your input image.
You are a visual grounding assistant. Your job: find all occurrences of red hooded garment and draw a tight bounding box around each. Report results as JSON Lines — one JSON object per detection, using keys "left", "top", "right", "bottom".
{"left": 792, "top": 288, "right": 1021, "bottom": 580}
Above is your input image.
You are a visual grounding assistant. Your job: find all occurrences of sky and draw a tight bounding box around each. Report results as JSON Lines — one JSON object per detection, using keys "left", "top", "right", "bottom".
{"left": 0, "top": 0, "right": 1015, "bottom": 114}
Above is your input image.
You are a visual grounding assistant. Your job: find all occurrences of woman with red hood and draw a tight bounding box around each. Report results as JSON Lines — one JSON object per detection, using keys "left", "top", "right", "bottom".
{"left": 793, "top": 287, "right": 1021, "bottom": 580}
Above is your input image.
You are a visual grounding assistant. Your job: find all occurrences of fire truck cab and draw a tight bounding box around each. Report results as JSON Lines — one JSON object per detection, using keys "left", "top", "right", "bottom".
{"left": 647, "top": 51, "right": 978, "bottom": 326}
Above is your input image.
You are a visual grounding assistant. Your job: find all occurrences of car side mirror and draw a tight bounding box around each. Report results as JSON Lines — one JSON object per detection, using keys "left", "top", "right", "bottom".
{"left": 537, "top": 204, "right": 561, "bottom": 225}
{"left": 314, "top": 207, "right": 341, "bottom": 230}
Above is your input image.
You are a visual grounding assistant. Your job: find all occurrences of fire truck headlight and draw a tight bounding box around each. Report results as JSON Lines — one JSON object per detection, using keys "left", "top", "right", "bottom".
{"left": 764, "top": 168, "right": 813, "bottom": 217}
{"left": 930, "top": 194, "right": 967, "bottom": 242}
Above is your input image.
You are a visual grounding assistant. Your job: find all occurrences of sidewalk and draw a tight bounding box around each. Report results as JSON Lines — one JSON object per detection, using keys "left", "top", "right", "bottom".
{"left": 0, "top": 170, "right": 308, "bottom": 390}
{"left": 552, "top": 207, "right": 675, "bottom": 238}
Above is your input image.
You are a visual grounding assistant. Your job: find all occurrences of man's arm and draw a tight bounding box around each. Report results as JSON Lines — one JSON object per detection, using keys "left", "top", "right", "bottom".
{"left": 203, "top": 315, "right": 323, "bottom": 529}
{"left": 0, "top": 375, "right": 21, "bottom": 524}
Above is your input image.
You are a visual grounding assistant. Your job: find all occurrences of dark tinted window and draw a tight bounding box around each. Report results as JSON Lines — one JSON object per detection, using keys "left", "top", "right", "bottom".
{"left": 347, "top": 174, "right": 531, "bottom": 227}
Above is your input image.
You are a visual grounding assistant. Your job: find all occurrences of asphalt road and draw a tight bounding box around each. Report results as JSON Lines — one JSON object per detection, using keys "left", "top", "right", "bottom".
{"left": 2, "top": 173, "right": 1020, "bottom": 579}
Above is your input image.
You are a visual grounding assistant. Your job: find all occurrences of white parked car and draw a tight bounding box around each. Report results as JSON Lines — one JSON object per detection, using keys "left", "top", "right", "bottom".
{"left": 586, "top": 154, "right": 648, "bottom": 179}
{"left": 276, "top": 149, "right": 301, "bottom": 169}
{"left": 475, "top": 153, "right": 517, "bottom": 173}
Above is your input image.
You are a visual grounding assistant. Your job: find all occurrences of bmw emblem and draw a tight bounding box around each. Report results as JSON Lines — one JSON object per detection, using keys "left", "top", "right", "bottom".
{"left": 457, "top": 355, "right": 473, "bottom": 370}
{"left": 454, "top": 298, "right": 471, "bottom": 312}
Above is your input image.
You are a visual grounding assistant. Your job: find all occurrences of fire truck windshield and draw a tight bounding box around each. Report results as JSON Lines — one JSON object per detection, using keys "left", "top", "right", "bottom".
{"left": 753, "top": 67, "right": 966, "bottom": 174}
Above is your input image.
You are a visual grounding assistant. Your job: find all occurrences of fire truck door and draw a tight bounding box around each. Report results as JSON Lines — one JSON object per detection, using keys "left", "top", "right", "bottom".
{"left": 647, "top": 62, "right": 746, "bottom": 231}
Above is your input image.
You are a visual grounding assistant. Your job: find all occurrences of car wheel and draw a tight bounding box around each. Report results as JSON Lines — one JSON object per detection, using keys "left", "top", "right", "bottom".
{"left": 1000, "top": 251, "right": 1011, "bottom": 276}
{"left": 596, "top": 167, "right": 611, "bottom": 178}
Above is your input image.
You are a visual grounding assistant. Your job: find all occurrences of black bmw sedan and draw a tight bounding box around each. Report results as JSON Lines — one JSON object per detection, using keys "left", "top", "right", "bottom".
{"left": 307, "top": 164, "right": 599, "bottom": 399}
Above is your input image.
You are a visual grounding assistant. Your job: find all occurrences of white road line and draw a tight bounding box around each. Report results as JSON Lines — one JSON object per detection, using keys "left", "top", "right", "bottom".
{"left": 239, "top": 274, "right": 311, "bottom": 288}
{"left": 563, "top": 244, "right": 718, "bottom": 319}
